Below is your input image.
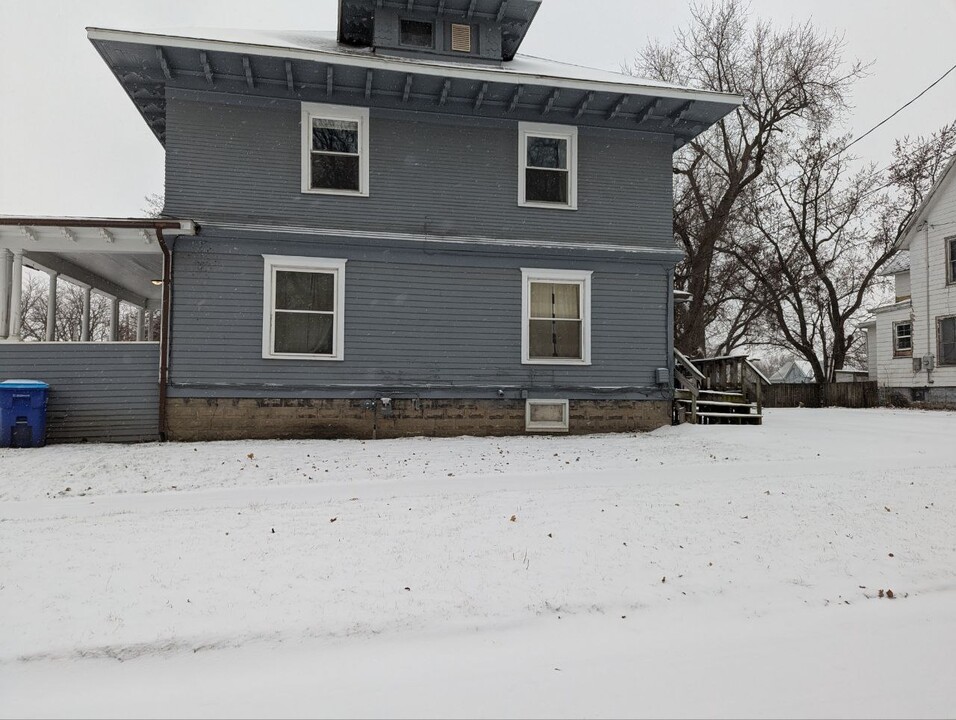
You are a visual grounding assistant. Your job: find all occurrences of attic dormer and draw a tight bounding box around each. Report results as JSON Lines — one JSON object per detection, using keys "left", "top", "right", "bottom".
{"left": 338, "top": 0, "right": 542, "bottom": 64}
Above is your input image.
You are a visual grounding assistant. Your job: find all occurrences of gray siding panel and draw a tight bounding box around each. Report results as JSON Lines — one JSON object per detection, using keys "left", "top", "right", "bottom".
{"left": 164, "top": 91, "right": 674, "bottom": 248}
{"left": 168, "top": 231, "right": 671, "bottom": 399}
{"left": 0, "top": 344, "right": 160, "bottom": 443}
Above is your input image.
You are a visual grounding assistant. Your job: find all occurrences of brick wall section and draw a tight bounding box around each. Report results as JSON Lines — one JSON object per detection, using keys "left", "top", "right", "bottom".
{"left": 166, "top": 398, "right": 672, "bottom": 441}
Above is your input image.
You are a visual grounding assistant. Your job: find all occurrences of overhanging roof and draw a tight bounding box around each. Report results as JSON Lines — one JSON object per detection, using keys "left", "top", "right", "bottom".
{"left": 338, "top": 0, "right": 542, "bottom": 61}
{"left": 897, "top": 154, "right": 956, "bottom": 250}
{"left": 0, "top": 217, "right": 195, "bottom": 309}
{"left": 87, "top": 27, "right": 743, "bottom": 150}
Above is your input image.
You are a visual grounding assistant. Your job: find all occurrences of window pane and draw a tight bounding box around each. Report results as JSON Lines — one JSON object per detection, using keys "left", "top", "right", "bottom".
{"left": 530, "top": 282, "right": 579, "bottom": 319}
{"left": 526, "top": 169, "right": 569, "bottom": 204}
{"left": 311, "top": 154, "right": 360, "bottom": 191}
{"left": 529, "top": 403, "right": 565, "bottom": 424}
{"left": 400, "top": 19, "right": 434, "bottom": 48}
{"left": 312, "top": 119, "right": 358, "bottom": 154}
{"left": 275, "top": 271, "right": 334, "bottom": 312}
{"left": 527, "top": 136, "right": 567, "bottom": 169}
{"left": 274, "top": 312, "right": 334, "bottom": 355}
{"left": 529, "top": 319, "right": 582, "bottom": 359}
{"left": 941, "top": 318, "right": 956, "bottom": 364}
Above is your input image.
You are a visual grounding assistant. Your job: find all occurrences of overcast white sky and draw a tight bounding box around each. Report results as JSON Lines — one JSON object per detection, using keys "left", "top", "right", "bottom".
{"left": 0, "top": 0, "right": 954, "bottom": 217}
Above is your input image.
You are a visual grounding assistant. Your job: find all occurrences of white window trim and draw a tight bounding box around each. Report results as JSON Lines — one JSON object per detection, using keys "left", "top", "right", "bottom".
{"left": 525, "top": 399, "right": 570, "bottom": 433}
{"left": 262, "top": 255, "right": 347, "bottom": 361}
{"left": 521, "top": 268, "right": 592, "bottom": 365}
{"left": 300, "top": 103, "right": 370, "bottom": 197}
{"left": 518, "top": 122, "right": 578, "bottom": 211}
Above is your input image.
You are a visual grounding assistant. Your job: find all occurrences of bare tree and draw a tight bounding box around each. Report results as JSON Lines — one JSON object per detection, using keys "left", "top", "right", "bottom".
{"left": 733, "top": 122, "right": 956, "bottom": 380}
{"left": 631, "top": 0, "right": 866, "bottom": 356}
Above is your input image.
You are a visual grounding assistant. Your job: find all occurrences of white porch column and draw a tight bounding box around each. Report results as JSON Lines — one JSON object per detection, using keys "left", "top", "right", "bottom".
{"left": 109, "top": 297, "right": 120, "bottom": 342}
{"left": 136, "top": 307, "right": 145, "bottom": 342}
{"left": 45, "top": 271, "right": 58, "bottom": 342}
{"left": 8, "top": 250, "right": 23, "bottom": 341}
{"left": 81, "top": 287, "right": 91, "bottom": 342}
{"left": 0, "top": 249, "right": 11, "bottom": 339}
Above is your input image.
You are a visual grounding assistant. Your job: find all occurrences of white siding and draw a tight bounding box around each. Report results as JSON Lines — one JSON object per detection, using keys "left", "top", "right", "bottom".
{"left": 873, "top": 302, "right": 917, "bottom": 388}
{"left": 895, "top": 271, "right": 911, "bottom": 300}
{"left": 907, "top": 168, "right": 956, "bottom": 388}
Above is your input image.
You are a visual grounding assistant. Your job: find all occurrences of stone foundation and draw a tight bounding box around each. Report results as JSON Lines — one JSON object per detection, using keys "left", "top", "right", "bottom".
{"left": 166, "top": 397, "right": 672, "bottom": 441}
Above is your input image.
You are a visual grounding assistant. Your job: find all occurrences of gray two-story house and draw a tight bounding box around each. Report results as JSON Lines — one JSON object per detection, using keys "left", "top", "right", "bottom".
{"left": 0, "top": 0, "right": 741, "bottom": 442}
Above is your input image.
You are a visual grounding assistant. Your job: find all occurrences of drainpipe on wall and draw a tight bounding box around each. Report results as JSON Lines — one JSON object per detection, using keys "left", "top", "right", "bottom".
{"left": 924, "top": 222, "right": 934, "bottom": 385}
{"left": 156, "top": 227, "right": 173, "bottom": 441}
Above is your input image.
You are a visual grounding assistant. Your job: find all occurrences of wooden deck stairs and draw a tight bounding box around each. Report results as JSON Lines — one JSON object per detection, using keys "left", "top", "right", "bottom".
{"left": 673, "top": 351, "right": 770, "bottom": 426}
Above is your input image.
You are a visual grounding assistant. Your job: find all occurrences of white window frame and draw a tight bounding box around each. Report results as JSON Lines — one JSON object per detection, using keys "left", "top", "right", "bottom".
{"left": 518, "top": 122, "right": 578, "bottom": 211}
{"left": 300, "top": 103, "right": 370, "bottom": 197}
{"left": 521, "top": 268, "right": 592, "bottom": 365}
{"left": 262, "top": 255, "right": 347, "bottom": 361}
{"left": 525, "top": 399, "right": 570, "bottom": 433}
{"left": 893, "top": 320, "right": 913, "bottom": 358}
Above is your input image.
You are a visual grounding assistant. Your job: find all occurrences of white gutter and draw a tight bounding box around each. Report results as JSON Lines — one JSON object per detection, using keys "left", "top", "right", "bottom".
{"left": 86, "top": 27, "right": 745, "bottom": 107}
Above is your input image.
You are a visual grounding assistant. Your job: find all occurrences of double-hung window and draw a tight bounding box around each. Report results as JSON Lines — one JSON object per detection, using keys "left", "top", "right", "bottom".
{"left": 518, "top": 123, "right": 578, "bottom": 209}
{"left": 262, "top": 255, "right": 346, "bottom": 360}
{"left": 893, "top": 320, "right": 913, "bottom": 358}
{"left": 938, "top": 316, "right": 956, "bottom": 366}
{"left": 301, "top": 103, "right": 369, "bottom": 196}
{"left": 521, "top": 268, "right": 591, "bottom": 364}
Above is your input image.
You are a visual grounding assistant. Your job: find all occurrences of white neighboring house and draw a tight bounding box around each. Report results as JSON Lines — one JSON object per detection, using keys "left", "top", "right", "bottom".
{"left": 862, "top": 156, "right": 956, "bottom": 402}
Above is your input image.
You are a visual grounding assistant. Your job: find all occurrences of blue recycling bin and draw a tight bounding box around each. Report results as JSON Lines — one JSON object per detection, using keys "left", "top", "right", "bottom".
{"left": 0, "top": 380, "right": 50, "bottom": 448}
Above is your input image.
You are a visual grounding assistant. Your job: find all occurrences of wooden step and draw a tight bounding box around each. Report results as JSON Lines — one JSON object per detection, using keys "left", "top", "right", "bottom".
{"left": 695, "top": 411, "right": 763, "bottom": 425}
{"left": 677, "top": 399, "right": 757, "bottom": 409}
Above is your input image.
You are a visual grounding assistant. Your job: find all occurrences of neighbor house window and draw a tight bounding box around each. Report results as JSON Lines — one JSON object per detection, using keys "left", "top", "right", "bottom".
{"left": 947, "top": 237, "right": 956, "bottom": 285}
{"left": 893, "top": 320, "right": 913, "bottom": 358}
{"left": 262, "top": 255, "right": 346, "bottom": 360}
{"left": 400, "top": 19, "right": 434, "bottom": 48}
{"left": 518, "top": 123, "right": 578, "bottom": 210}
{"left": 301, "top": 103, "right": 369, "bottom": 196}
{"left": 938, "top": 316, "right": 956, "bottom": 366}
{"left": 521, "top": 268, "right": 591, "bottom": 364}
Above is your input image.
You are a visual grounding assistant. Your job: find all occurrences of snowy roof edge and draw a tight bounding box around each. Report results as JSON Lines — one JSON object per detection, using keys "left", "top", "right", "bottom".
{"left": 85, "top": 26, "right": 744, "bottom": 107}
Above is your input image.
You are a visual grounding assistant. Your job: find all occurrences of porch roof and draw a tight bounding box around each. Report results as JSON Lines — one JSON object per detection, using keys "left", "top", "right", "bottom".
{"left": 0, "top": 217, "right": 195, "bottom": 309}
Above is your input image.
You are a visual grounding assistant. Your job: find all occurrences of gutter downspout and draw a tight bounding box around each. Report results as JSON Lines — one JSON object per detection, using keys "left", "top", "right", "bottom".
{"left": 924, "top": 222, "right": 934, "bottom": 385}
{"left": 157, "top": 227, "right": 172, "bottom": 441}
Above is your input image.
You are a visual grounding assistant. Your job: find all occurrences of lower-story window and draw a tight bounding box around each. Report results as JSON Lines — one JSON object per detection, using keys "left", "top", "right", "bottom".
{"left": 939, "top": 316, "right": 956, "bottom": 366}
{"left": 262, "top": 255, "right": 346, "bottom": 360}
{"left": 521, "top": 268, "right": 592, "bottom": 365}
{"left": 893, "top": 320, "right": 912, "bottom": 358}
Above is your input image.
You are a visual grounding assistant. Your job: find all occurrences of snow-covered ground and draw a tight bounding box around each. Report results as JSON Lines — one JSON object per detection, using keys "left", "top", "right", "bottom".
{"left": 1, "top": 408, "right": 954, "bottom": 719}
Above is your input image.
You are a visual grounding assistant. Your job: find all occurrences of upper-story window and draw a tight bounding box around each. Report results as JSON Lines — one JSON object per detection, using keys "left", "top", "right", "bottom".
{"left": 400, "top": 19, "right": 435, "bottom": 49}
{"left": 893, "top": 321, "right": 912, "bottom": 358}
{"left": 301, "top": 103, "right": 369, "bottom": 197}
{"left": 947, "top": 237, "right": 956, "bottom": 285}
{"left": 518, "top": 123, "right": 578, "bottom": 210}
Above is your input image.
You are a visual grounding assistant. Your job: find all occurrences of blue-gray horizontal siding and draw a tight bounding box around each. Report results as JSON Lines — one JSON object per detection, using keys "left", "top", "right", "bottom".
{"left": 168, "top": 230, "right": 672, "bottom": 399}
{"left": 163, "top": 91, "right": 674, "bottom": 248}
{"left": 0, "top": 343, "right": 160, "bottom": 443}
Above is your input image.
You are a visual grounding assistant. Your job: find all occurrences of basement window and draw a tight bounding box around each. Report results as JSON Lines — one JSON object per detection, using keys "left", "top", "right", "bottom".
{"left": 893, "top": 321, "right": 912, "bottom": 358}
{"left": 400, "top": 19, "right": 435, "bottom": 49}
{"left": 525, "top": 399, "right": 570, "bottom": 432}
{"left": 939, "top": 316, "right": 956, "bottom": 366}
{"left": 519, "top": 123, "right": 578, "bottom": 209}
{"left": 262, "top": 255, "right": 347, "bottom": 361}
{"left": 301, "top": 103, "right": 369, "bottom": 196}
{"left": 521, "top": 268, "right": 592, "bottom": 365}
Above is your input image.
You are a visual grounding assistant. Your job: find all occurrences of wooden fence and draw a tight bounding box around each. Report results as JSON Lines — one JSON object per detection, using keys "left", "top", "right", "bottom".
{"left": 762, "top": 381, "right": 880, "bottom": 409}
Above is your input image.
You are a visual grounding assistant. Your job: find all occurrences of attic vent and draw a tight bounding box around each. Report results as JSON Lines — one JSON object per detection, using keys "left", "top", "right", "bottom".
{"left": 450, "top": 23, "right": 473, "bottom": 53}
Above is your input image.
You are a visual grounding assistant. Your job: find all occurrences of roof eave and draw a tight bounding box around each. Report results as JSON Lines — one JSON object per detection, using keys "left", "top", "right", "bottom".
{"left": 85, "top": 27, "right": 744, "bottom": 107}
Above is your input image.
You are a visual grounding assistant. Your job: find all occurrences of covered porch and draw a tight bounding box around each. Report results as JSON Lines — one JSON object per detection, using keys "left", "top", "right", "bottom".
{"left": 0, "top": 218, "right": 195, "bottom": 442}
